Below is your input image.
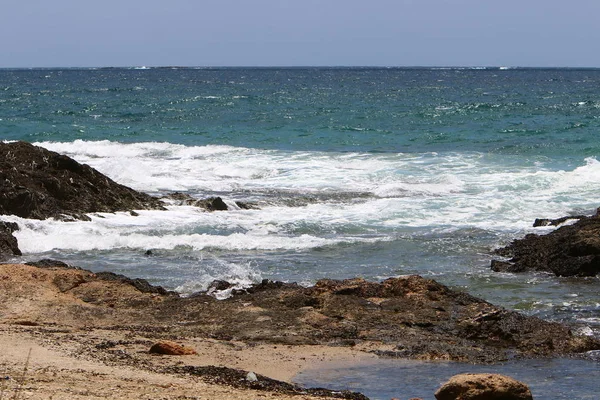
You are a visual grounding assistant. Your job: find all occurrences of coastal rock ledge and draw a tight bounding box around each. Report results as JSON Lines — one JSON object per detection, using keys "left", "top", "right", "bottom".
{"left": 2, "top": 263, "right": 598, "bottom": 364}
{"left": 492, "top": 209, "right": 600, "bottom": 276}
{"left": 0, "top": 141, "right": 165, "bottom": 221}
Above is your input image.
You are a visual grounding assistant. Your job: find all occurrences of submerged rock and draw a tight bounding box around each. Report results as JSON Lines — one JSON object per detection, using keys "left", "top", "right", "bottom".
{"left": 0, "top": 141, "right": 165, "bottom": 221}
{"left": 492, "top": 209, "right": 600, "bottom": 276}
{"left": 435, "top": 373, "right": 533, "bottom": 400}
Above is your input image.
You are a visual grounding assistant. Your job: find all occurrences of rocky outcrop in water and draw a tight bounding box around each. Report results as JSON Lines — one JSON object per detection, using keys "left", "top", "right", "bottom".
{"left": 163, "top": 192, "right": 260, "bottom": 211}
{"left": 0, "top": 141, "right": 165, "bottom": 221}
{"left": 492, "top": 209, "right": 600, "bottom": 276}
{"left": 435, "top": 373, "right": 533, "bottom": 400}
{"left": 0, "top": 221, "right": 21, "bottom": 260}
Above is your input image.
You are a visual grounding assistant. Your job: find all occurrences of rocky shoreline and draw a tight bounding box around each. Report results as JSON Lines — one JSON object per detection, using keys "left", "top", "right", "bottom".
{"left": 0, "top": 262, "right": 584, "bottom": 399}
{"left": 1, "top": 141, "right": 599, "bottom": 399}
{"left": 491, "top": 209, "right": 600, "bottom": 276}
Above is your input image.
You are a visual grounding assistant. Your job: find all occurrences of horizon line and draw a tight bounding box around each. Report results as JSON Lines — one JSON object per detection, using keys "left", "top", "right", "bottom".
{"left": 1, "top": 65, "right": 599, "bottom": 70}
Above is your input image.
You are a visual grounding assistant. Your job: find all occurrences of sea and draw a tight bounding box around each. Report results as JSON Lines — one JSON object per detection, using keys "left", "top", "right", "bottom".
{"left": 1, "top": 67, "right": 600, "bottom": 398}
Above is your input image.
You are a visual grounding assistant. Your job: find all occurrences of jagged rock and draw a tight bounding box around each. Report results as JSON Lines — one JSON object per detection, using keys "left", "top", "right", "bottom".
{"left": 149, "top": 340, "right": 197, "bottom": 355}
{"left": 0, "top": 221, "right": 21, "bottom": 260}
{"left": 532, "top": 215, "right": 585, "bottom": 227}
{"left": 25, "top": 259, "right": 75, "bottom": 269}
{"left": 0, "top": 141, "right": 165, "bottom": 220}
{"left": 192, "top": 196, "right": 228, "bottom": 211}
{"left": 207, "top": 280, "right": 233, "bottom": 292}
{"left": 3, "top": 264, "right": 599, "bottom": 363}
{"left": 235, "top": 201, "right": 260, "bottom": 210}
{"left": 435, "top": 373, "right": 533, "bottom": 400}
{"left": 492, "top": 209, "right": 600, "bottom": 276}
{"left": 94, "top": 271, "right": 176, "bottom": 295}
{"left": 163, "top": 192, "right": 229, "bottom": 211}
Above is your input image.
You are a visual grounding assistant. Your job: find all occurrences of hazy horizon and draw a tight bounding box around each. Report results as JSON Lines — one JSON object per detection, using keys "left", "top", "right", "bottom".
{"left": 3, "top": 0, "right": 599, "bottom": 68}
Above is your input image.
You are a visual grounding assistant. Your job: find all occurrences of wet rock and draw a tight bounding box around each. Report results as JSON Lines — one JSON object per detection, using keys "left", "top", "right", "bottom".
{"left": 25, "top": 259, "right": 75, "bottom": 269}
{"left": 0, "top": 221, "right": 21, "bottom": 260}
{"left": 94, "top": 271, "right": 177, "bottom": 296}
{"left": 435, "top": 373, "right": 533, "bottom": 400}
{"left": 193, "top": 196, "right": 228, "bottom": 211}
{"left": 167, "top": 365, "right": 369, "bottom": 399}
{"left": 5, "top": 263, "right": 600, "bottom": 364}
{"left": 492, "top": 209, "right": 600, "bottom": 276}
{"left": 235, "top": 201, "right": 260, "bottom": 210}
{"left": 149, "top": 340, "right": 197, "bottom": 355}
{"left": 207, "top": 280, "right": 233, "bottom": 292}
{"left": 0, "top": 141, "right": 165, "bottom": 220}
{"left": 533, "top": 215, "right": 585, "bottom": 227}
{"left": 163, "top": 192, "right": 228, "bottom": 211}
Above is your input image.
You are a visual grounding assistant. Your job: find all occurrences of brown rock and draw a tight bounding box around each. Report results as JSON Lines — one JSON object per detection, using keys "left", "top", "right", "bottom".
{"left": 435, "top": 373, "right": 533, "bottom": 400}
{"left": 149, "top": 340, "right": 198, "bottom": 356}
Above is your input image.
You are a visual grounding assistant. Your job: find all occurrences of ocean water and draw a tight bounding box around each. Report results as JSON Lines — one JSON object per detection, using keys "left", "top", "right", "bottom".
{"left": 2, "top": 67, "right": 600, "bottom": 395}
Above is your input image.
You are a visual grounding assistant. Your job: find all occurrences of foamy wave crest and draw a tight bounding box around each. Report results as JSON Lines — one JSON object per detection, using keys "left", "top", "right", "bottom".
{"left": 8, "top": 209, "right": 381, "bottom": 254}
{"left": 175, "top": 258, "right": 262, "bottom": 298}
{"left": 28, "top": 141, "right": 600, "bottom": 234}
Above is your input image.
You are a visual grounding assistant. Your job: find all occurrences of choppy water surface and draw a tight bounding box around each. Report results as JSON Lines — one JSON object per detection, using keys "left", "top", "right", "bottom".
{"left": 2, "top": 67, "right": 600, "bottom": 395}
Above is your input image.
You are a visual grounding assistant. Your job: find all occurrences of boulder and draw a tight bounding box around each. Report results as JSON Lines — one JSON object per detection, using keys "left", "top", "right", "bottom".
{"left": 0, "top": 141, "right": 165, "bottom": 220}
{"left": 149, "top": 340, "right": 198, "bottom": 355}
{"left": 0, "top": 221, "right": 21, "bottom": 260}
{"left": 163, "top": 192, "right": 229, "bottom": 211}
{"left": 435, "top": 373, "right": 533, "bottom": 400}
{"left": 492, "top": 209, "right": 600, "bottom": 276}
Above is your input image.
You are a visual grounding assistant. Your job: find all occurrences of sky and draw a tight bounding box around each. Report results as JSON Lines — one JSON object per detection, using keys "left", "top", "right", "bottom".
{"left": 2, "top": 0, "right": 600, "bottom": 68}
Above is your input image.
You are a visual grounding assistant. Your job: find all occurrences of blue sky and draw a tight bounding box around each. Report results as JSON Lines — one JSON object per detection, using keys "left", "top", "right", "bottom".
{"left": 3, "top": 0, "right": 599, "bottom": 67}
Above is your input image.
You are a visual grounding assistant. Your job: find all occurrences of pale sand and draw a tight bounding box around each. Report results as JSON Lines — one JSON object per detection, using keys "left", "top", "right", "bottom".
{"left": 0, "top": 320, "right": 376, "bottom": 399}
{"left": 0, "top": 263, "right": 378, "bottom": 399}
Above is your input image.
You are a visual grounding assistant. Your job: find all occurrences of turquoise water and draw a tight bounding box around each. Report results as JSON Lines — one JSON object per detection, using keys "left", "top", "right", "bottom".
{"left": 2, "top": 67, "right": 600, "bottom": 163}
{"left": 2, "top": 67, "right": 600, "bottom": 396}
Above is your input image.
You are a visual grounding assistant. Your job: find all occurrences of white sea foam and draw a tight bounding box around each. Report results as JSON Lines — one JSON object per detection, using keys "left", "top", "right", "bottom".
{"left": 24, "top": 140, "right": 600, "bottom": 254}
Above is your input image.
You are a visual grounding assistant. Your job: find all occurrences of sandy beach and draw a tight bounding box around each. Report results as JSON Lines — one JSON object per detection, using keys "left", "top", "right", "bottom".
{"left": 0, "top": 263, "right": 377, "bottom": 400}
{"left": 0, "top": 325, "right": 376, "bottom": 400}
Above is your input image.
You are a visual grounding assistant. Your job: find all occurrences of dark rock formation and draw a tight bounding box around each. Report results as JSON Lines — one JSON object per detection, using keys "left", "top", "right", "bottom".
{"left": 25, "top": 258, "right": 75, "bottom": 269}
{"left": 194, "top": 196, "right": 228, "bottom": 211}
{"left": 492, "top": 209, "right": 600, "bottom": 276}
{"left": 435, "top": 373, "right": 533, "bottom": 400}
{"left": 163, "top": 192, "right": 228, "bottom": 211}
{"left": 5, "top": 263, "right": 599, "bottom": 364}
{"left": 164, "top": 192, "right": 260, "bottom": 211}
{"left": 158, "top": 276, "right": 599, "bottom": 362}
{"left": 235, "top": 201, "right": 260, "bottom": 210}
{"left": 166, "top": 365, "right": 369, "bottom": 399}
{"left": 0, "top": 221, "right": 21, "bottom": 260}
{"left": 94, "top": 271, "right": 176, "bottom": 295}
{"left": 0, "top": 141, "right": 165, "bottom": 221}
